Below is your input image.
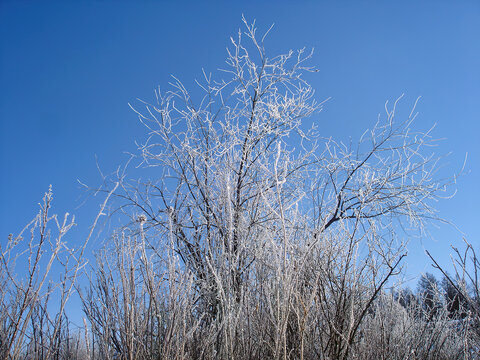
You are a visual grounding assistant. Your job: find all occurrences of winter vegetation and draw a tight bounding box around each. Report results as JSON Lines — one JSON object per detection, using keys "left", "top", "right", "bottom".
{"left": 1, "top": 19, "right": 479, "bottom": 359}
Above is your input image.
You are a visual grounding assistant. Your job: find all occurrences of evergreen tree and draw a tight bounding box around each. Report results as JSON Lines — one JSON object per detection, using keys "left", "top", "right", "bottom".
{"left": 417, "top": 273, "right": 442, "bottom": 320}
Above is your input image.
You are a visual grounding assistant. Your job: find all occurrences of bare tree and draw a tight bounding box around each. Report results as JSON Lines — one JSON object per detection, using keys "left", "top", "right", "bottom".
{"left": 87, "top": 18, "right": 455, "bottom": 359}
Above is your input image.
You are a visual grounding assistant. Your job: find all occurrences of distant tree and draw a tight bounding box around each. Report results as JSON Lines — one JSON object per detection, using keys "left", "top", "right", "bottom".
{"left": 393, "top": 287, "right": 415, "bottom": 309}
{"left": 428, "top": 242, "right": 480, "bottom": 317}
{"left": 441, "top": 275, "right": 468, "bottom": 319}
{"left": 417, "top": 273, "right": 442, "bottom": 320}
{"left": 427, "top": 241, "right": 480, "bottom": 351}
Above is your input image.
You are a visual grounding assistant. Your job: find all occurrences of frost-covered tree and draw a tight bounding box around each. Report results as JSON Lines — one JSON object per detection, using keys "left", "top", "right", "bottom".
{"left": 82, "top": 18, "right": 459, "bottom": 359}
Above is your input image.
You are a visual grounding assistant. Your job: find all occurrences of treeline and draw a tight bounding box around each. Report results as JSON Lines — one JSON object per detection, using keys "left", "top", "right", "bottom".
{"left": 1, "top": 19, "right": 479, "bottom": 359}
{"left": 395, "top": 273, "right": 472, "bottom": 321}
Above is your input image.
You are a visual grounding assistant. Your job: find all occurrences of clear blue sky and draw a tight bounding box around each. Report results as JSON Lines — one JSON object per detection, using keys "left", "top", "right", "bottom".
{"left": 1, "top": 0, "right": 479, "bottom": 286}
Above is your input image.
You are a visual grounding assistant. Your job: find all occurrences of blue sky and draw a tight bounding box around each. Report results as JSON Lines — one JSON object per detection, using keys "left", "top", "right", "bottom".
{"left": 1, "top": 0, "right": 479, "bottom": 287}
